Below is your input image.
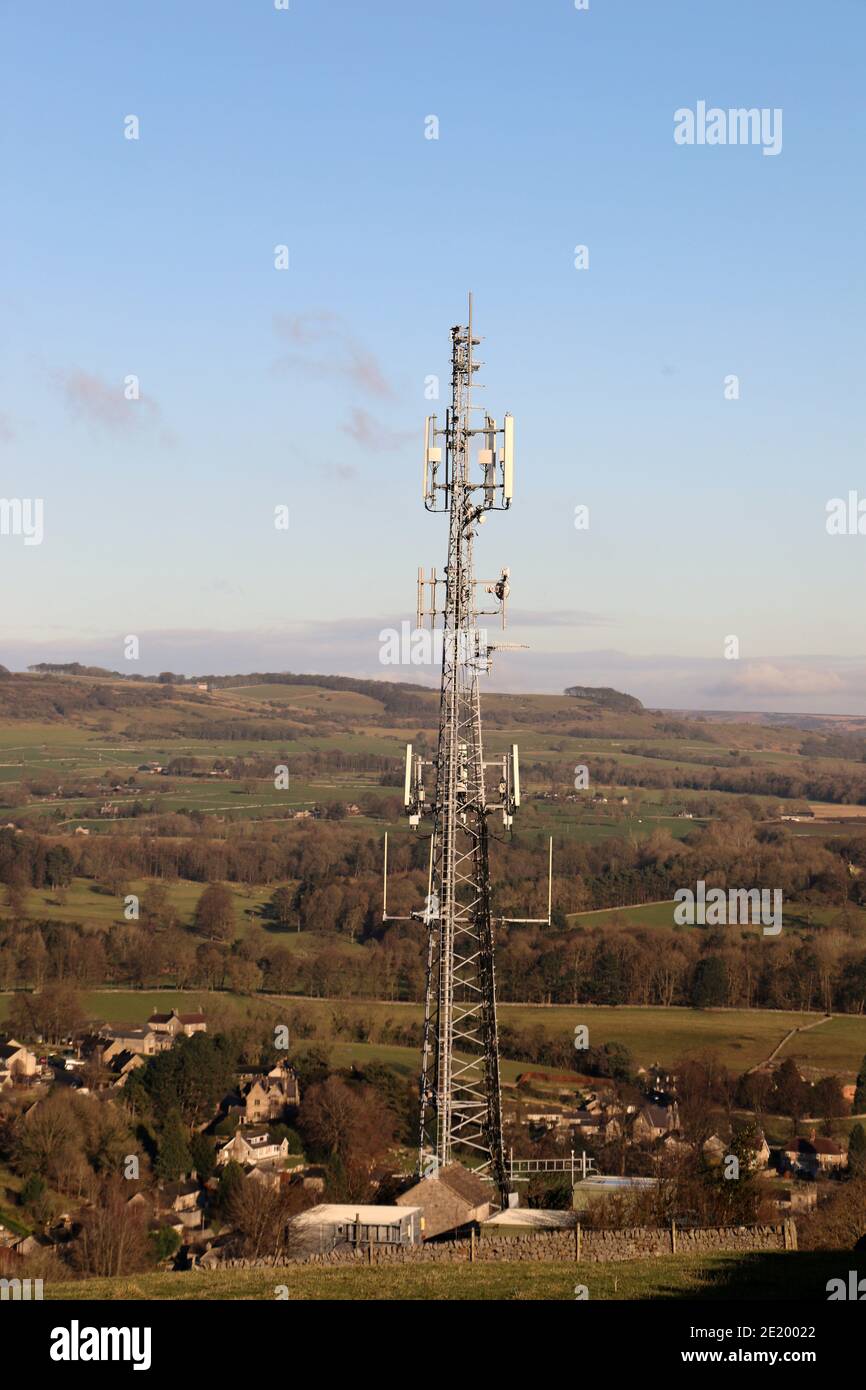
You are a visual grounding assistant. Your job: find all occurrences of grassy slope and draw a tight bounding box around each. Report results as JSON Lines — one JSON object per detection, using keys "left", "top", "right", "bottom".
{"left": 3, "top": 879, "right": 859, "bottom": 968}
{"left": 567, "top": 899, "right": 866, "bottom": 933}
{"left": 2, "top": 990, "right": 863, "bottom": 1074}
{"left": 0, "top": 877, "right": 275, "bottom": 930}
{"left": 44, "top": 1252, "right": 866, "bottom": 1301}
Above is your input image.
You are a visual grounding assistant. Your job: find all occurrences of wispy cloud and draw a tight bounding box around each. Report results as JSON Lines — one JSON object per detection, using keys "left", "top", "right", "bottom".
{"left": 273, "top": 311, "right": 394, "bottom": 400}
{"left": 54, "top": 368, "right": 163, "bottom": 436}
{"left": 509, "top": 608, "right": 610, "bottom": 629}
{"left": 703, "top": 661, "right": 850, "bottom": 698}
{"left": 341, "top": 406, "right": 412, "bottom": 452}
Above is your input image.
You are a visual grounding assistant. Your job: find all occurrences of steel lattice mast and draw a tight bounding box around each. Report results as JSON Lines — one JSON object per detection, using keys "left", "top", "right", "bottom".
{"left": 396, "top": 297, "right": 526, "bottom": 1203}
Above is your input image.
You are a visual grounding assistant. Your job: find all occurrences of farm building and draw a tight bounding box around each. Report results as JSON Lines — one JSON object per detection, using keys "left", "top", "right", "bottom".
{"left": 481, "top": 1207, "right": 577, "bottom": 1236}
{"left": 295, "top": 1203, "right": 423, "bottom": 1255}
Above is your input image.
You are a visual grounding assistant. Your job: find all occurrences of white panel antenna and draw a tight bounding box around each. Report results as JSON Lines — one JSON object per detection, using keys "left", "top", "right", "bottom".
{"left": 502, "top": 413, "right": 514, "bottom": 502}
{"left": 423, "top": 415, "right": 441, "bottom": 503}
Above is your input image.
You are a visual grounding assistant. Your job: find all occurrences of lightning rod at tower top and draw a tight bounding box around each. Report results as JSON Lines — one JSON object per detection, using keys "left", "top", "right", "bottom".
{"left": 383, "top": 295, "right": 552, "bottom": 1204}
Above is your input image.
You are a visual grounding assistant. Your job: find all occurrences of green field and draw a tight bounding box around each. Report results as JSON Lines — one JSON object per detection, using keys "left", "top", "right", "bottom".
{"left": 41, "top": 1252, "right": 866, "bottom": 1301}
{"left": 0, "top": 776, "right": 392, "bottom": 825}
{"left": 4, "top": 673, "right": 866, "bottom": 1090}
{"left": 0, "top": 676, "right": 836, "bottom": 839}
{"left": 498, "top": 1005, "right": 866, "bottom": 1076}
{"left": 326, "top": 1041, "right": 535, "bottom": 1085}
{"left": 5, "top": 872, "right": 861, "bottom": 950}
{"left": 566, "top": 899, "right": 866, "bottom": 935}
{"left": 3, "top": 990, "right": 862, "bottom": 1077}
{"left": 213, "top": 684, "right": 386, "bottom": 715}
{"left": 568, "top": 900, "right": 681, "bottom": 929}
{"left": 0, "top": 877, "right": 275, "bottom": 929}
{"left": 533, "top": 811, "right": 702, "bottom": 844}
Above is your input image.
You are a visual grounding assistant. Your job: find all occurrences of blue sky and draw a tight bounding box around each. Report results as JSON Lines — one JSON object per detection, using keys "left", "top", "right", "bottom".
{"left": 1, "top": 0, "right": 865, "bottom": 711}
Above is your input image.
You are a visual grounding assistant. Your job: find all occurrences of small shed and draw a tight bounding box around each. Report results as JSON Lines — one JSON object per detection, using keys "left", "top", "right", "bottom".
{"left": 295, "top": 1203, "right": 423, "bottom": 1255}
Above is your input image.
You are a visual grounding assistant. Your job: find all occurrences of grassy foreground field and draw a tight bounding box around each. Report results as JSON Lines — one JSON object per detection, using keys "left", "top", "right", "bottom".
{"left": 43, "top": 1252, "right": 866, "bottom": 1301}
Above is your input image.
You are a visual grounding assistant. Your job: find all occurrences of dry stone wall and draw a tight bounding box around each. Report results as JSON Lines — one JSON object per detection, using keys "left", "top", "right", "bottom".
{"left": 206, "top": 1221, "right": 795, "bottom": 1270}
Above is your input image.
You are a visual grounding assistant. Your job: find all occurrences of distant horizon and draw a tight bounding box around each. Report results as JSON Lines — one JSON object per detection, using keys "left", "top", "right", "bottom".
{"left": 8, "top": 649, "right": 866, "bottom": 723}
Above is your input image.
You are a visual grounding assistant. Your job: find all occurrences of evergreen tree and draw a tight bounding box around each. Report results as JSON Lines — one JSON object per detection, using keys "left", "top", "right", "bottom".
{"left": 189, "top": 1132, "right": 216, "bottom": 1181}
{"left": 291, "top": 1044, "right": 331, "bottom": 1089}
{"left": 215, "top": 1160, "right": 245, "bottom": 1215}
{"left": 150, "top": 1226, "right": 182, "bottom": 1264}
{"left": 156, "top": 1110, "right": 192, "bottom": 1182}
{"left": 138, "top": 1031, "right": 239, "bottom": 1127}
{"left": 591, "top": 948, "right": 626, "bottom": 1005}
{"left": 774, "top": 1058, "right": 807, "bottom": 1134}
{"left": 20, "top": 1173, "right": 47, "bottom": 1207}
{"left": 692, "top": 956, "right": 727, "bottom": 1008}
{"left": 854, "top": 1053, "right": 866, "bottom": 1112}
{"left": 848, "top": 1122, "right": 866, "bottom": 1178}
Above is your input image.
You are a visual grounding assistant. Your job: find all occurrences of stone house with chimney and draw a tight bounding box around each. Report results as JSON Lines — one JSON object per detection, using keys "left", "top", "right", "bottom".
{"left": 703, "top": 1130, "right": 771, "bottom": 1169}
{"left": 632, "top": 1102, "right": 679, "bottom": 1143}
{"left": 101, "top": 1027, "right": 167, "bottom": 1060}
{"left": 234, "top": 1060, "right": 300, "bottom": 1124}
{"left": 147, "top": 1009, "right": 207, "bottom": 1040}
{"left": 155, "top": 1180, "right": 204, "bottom": 1228}
{"left": 215, "top": 1127, "right": 290, "bottom": 1169}
{"left": 782, "top": 1133, "right": 846, "bottom": 1177}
